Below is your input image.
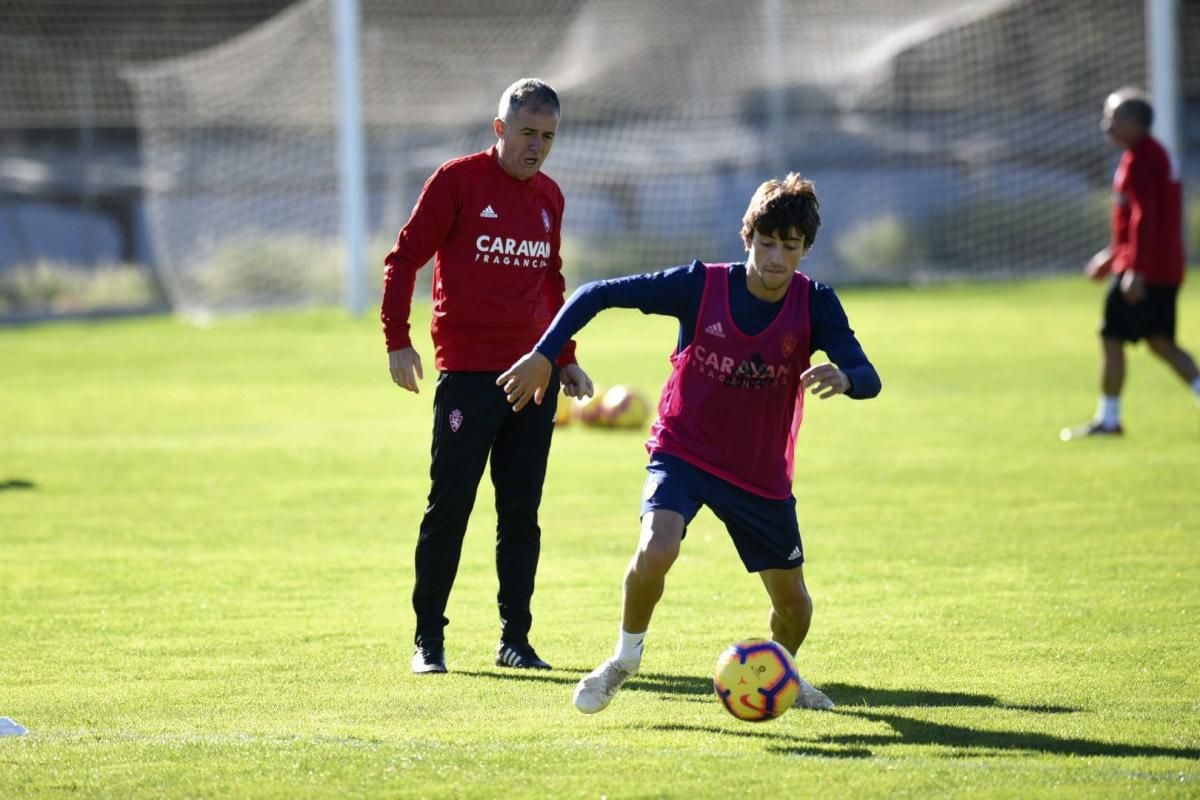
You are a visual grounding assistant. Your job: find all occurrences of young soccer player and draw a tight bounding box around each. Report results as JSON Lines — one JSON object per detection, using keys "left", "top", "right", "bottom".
{"left": 498, "top": 174, "right": 881, "bottom": 713}
{"left": 1064, "top": 87, "right": 1199, "bottom": 439}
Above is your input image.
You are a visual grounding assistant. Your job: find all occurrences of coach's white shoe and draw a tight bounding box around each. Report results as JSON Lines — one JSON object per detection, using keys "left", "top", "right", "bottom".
{"left": 794, "top": 676, "right": 835, "bottom": 710}
{"left": 573, "top": 657, "right": 638, "bottom": 714}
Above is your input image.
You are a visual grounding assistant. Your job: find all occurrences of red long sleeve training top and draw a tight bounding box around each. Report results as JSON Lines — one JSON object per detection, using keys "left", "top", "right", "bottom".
{"left": 381, "top": 146, "right": 577, "bottom": 371}
{"left": 1111, "top": 134, "right": 1185, "bottom": 287}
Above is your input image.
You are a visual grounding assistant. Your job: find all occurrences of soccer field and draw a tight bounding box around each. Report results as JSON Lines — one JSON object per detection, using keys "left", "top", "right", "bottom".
{"left": 2, "top": 277, "right": 1198, "bottom": 798}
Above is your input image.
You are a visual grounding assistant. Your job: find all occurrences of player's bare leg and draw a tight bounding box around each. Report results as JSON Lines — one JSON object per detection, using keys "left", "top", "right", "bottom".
{"left": 621, "top": 511, "right": 684, "bottom": 633}
{"left": 1145, "top": 336, "right": 1200, "bottom": 386}
{"left": 1101, "top": 335, "right": 1126, "bottom": 398}
{"left": 760, "top": 566, "right": 833, "bottom": 710}
{"left": 574, "top": 511, "right": 683, "bottom": 714}
{"left": 1064, "top": 336, "right": 1126, "bottom": 439}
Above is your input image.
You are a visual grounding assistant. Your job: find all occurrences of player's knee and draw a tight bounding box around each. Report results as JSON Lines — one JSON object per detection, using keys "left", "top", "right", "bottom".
{"left": 1146, "top": 336, "right": 1175, "bottom": 358}
{"left": 773, "top": 580, "right": 812, "bottom": 621}
{"left": 633, "top": 536, "right": 679, "bottom": 577}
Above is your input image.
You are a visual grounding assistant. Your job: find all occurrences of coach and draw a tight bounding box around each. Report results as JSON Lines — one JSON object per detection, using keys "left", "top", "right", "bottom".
{"left": 381, "top": 78, "right": 592, "bottom": 673}
{"left": 1066, "top": 87, "right": 1200, "bottom": 438}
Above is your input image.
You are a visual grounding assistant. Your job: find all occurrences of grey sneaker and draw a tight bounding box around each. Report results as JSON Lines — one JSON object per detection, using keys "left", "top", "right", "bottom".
{"left": 573, "top": 657, "right": 637, "bottom": 714}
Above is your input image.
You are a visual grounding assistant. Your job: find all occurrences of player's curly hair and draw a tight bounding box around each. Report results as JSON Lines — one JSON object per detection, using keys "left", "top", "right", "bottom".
{"left": 498, "top": 78, "right": 560, "bottom": 122}
{"left": 740, "top": 173, "right": 821, "bottom": 249}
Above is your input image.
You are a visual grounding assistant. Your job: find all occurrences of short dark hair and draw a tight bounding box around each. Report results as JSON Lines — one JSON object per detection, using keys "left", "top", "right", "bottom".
{"left": 740, "top": 173, "right": 821, "bottom": 249}
{"left": 497, "top": 78, "right": 560, "bottom": 122}
{"left": 1110, "top": 87, "right": 1154, "bottom": 129}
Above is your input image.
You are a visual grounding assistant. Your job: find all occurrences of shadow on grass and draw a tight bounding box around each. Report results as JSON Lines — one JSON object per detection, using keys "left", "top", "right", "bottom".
{"left": 821, "top": 683, "right": 1077, "bottom": 714}
{"left": 647, "top": 683, "right": 1198, "bottom": 761}
{"left": 456, "top": 669, "right": 1198, "bottom": 760}
{"left": 802, "top": 710, "right": 1200, "bottom": 760}
{"left": 453, "top": 669, "right": 581, "bottom": 687}
{"left": 0, "top": 478, "right": 35, "bottom": 491}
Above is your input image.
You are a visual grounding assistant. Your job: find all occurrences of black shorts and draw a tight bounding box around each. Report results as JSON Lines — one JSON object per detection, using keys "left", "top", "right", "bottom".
{"left": 1101, "top": 278, "right": 1178, "bottom": 343}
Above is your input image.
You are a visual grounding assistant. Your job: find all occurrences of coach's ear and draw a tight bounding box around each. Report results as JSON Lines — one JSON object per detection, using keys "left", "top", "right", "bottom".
{"left": 493, "top": 117, "right": 506, "bottom": 139}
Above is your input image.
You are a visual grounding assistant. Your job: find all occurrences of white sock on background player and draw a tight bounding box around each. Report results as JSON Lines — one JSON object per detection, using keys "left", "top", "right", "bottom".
{"left": 1096, "top": 395, "right": 1121, "bottom": 427}
{"left": 1191, "top": 377, "right": 1200, "bottom": 401}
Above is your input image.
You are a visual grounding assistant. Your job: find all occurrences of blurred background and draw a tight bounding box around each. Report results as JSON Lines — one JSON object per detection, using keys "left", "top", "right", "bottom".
{"left": 1, "top": 0, "right": 1197, "bottom": 319}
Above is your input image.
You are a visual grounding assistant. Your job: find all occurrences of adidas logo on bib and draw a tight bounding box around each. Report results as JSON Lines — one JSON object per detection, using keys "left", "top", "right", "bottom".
{"left": 704, "top": 321, "right": 725, "bottom": 338}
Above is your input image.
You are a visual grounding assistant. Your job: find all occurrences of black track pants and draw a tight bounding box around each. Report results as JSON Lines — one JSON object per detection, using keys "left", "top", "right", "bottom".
{"left": 412, "top": 369, "right": 559, "bottom": 647}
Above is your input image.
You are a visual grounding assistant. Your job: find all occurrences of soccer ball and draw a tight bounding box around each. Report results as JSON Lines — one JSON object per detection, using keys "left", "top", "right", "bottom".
{"left": 570, "top": 386, "right": 607, "bottom": 426}
{"left": 597, "top": 385, "right": 651, "bottom": 429}
{"left": 712, "top": 639, "right": 800, "bottom": 722}
{"left": 553, "top": 398, "right": 572, "bottom": 426}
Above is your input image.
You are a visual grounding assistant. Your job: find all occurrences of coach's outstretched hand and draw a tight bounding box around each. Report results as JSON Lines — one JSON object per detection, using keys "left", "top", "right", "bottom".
{"left": 560, "top": 363, "right": 595, "bottom": 401}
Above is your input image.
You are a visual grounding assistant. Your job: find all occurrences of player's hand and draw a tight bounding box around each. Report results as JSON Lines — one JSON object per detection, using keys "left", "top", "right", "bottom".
{"left": 560, "top": 363, "right": 594, "bottom": 400}
{"left": 1085, "top": 247, "right": 1112, "bottom": 281}
{"left": 389, "top": 347, "right": 424, "bottom": 393}
{"left": 497, "top": 351, "right": 553, "bottom": 412}
{"left": 800, "top": 363, "right": 850, "bottom": 399}
{"left": 1120, "top": 270, "right": 1145, "bottom": 303}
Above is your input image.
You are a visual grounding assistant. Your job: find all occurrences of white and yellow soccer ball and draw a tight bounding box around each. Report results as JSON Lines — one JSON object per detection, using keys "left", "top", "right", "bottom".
{"left": 570, "top": 385, "right": 608, "bottom": 426}
{"left": 554, "top": 398, "right": 572, "bottom": 427}
{"left": 712, "top": 639, "right": 800, "bottom": 721}
{"left": 596, "top": 385, "right": 651, "bottom": 429}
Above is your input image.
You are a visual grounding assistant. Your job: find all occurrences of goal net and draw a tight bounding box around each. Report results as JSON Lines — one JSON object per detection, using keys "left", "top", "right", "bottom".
{"left": 7, "top": 0, "right": 1182, "bottom": 313}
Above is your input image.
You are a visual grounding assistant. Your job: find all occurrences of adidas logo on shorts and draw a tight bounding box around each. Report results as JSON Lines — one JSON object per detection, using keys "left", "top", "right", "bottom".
{"left": 787, "top": 546, "right": 803, "bottom": 561}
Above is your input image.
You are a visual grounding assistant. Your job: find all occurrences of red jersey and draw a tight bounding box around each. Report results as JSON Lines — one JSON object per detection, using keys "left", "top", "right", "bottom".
{"left": 1111, "top": 134, "right": 1185, "bottom": 287}
{"left": 380, "top": 146, "right": 576, "bottom": 371}
{"left": 647, "top": 263, "right": 812, "bottom": 499}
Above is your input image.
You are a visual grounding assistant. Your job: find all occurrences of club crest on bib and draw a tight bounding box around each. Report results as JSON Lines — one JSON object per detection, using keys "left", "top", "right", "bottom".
{"left": 781, "top": 332, "right": 797, "bottom": 358}
{"left": 541, "top": 208, "right": 552, "bottom": 233}
{"left": 449, "top": 409, "right": 464, "bottom": 432}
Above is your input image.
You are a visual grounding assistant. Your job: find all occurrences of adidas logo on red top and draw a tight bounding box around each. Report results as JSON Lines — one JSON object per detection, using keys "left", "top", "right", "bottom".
{"left": 704, "top": 321, "right": 725, "bottom": 338}
{"left": 480, "top": 205, "right": 499, "bottom": 219}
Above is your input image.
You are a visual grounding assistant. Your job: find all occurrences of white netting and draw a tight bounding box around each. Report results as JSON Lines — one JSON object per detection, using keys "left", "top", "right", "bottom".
{"left": 3, "top": 0, "right": 1192, "bottom": 313}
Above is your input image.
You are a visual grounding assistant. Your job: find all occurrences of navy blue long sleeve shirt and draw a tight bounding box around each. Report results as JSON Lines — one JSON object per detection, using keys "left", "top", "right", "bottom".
{"left": 535, "top": 260, "right": 881, "bottom": 399}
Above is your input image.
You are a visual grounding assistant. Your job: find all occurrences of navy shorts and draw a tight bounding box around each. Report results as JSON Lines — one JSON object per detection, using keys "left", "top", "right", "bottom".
{"left": 640, "top": 452, "right": 804, "bottom": 573}
{"left": 1101, "top": 278, "right": 1179, "bottom": 343}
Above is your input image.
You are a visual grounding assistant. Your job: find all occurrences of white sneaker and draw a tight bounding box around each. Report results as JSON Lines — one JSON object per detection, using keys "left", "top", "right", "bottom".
{"left": 573, "top": 657, "right": 637, "bottom": 714}
{"left": 794, "top": 676, "right": 835, "bottom": 710}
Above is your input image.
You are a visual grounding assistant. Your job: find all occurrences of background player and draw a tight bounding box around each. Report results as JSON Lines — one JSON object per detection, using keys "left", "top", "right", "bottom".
{"left": 498, "top": 174, "right": 881, "bottom": 713}
{"left": 1065, "top": 87, "right": 1200, "bottom": 439}
{"left": 382, "top": 78, "right": 593, "bottom": 674}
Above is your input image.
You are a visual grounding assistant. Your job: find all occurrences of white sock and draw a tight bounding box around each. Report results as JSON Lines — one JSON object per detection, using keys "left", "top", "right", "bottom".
{"left": 614, "top": 629, "right": 645, "bottom": 669}
{"left": 1191, "top": 377, "right": 1200, "bottom": 398}
{"left": 1096, "top": 395, "right": 1121, "bottom": 427}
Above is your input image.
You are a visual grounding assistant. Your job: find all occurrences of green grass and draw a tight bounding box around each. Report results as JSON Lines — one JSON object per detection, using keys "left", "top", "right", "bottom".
{"left": 2, "top": 277, "right": 1198, "bottom": 798}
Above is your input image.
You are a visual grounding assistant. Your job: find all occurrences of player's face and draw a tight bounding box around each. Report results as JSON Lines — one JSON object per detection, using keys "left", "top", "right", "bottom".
{"left": 494, "top": 106, "right": 558, "bottom": 180}
{"left": 746, "top": 227, "right": 808, "bottom": 301}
